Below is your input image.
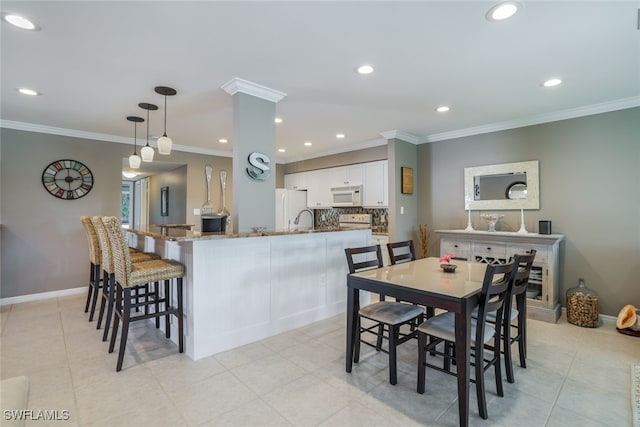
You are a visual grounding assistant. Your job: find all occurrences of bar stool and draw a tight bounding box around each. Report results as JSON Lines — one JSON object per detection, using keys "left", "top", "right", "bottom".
{"left": 91, "top": 216, "right": 160, "bottom": 342}
{"left": 80, "top": 216, "right": 102, "bottom": 321}
{"left": 102, "top": 216, "right": 185, "bottom": 371}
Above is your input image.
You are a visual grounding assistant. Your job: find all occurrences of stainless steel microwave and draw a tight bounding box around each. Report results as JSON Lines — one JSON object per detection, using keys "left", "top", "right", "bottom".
{"left": 330, "top": 185, "right": 362, "bottom": 207}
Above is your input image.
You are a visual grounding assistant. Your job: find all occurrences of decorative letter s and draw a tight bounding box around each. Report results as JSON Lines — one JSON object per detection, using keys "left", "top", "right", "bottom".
{"left": 247, "top": 152, "right": 271, "bottom": 181}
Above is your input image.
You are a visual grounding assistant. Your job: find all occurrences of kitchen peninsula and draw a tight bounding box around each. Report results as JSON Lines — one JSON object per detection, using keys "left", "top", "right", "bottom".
{"left": 127, "top": 226, "right": 370, "bottom": 360}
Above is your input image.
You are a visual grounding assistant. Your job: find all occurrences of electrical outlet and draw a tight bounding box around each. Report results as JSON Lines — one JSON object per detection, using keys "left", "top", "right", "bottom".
{"left": 193, "top": 208, "right": 201, "bottom": 216}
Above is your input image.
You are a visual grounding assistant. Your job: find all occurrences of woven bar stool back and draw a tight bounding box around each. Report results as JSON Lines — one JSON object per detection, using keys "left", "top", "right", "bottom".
{"left": 102, "top": 216, "right": 185, "bottom": 371}
{"left": 80, "top": 216, "right": 102, "bottom": 320}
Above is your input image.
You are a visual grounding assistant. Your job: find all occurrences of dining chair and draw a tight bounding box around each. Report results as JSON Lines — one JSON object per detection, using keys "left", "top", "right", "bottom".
{"left": 416, "top": 261, "right": 514, "bottom": 420}
{"left": 80, "top": 216, "right": 103, "bottom": 321}
{"left": 496, "top": 251, "right": 536, "bottom": 383}
{"left": 345, "top": 245, "right": 424, "bottom": 385}
{"left": 91, "top": 216, "right": 161, "bottom": 342}
{"left": 102, "top": 216, "right": 185, "bottom": 371}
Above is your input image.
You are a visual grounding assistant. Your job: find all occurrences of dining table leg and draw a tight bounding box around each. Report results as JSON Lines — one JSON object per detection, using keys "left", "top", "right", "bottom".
{"left": 345, "top": 281, "right": 359, "bottom": 373}
{"left": 454, "top": 309, "right": 472, "bottom": 427}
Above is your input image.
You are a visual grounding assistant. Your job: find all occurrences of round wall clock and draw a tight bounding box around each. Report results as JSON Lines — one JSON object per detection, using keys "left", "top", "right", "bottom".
{"left": 42, "top": 159, "right": 94, "bottom": 200}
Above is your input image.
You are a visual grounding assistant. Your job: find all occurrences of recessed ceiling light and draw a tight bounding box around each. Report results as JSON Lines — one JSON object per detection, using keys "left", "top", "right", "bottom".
{"left": 274, "top": 117, "right": 283, "bottom": 124}
{"left": 543, "top": 78, "right": 562, "bottom": 87}
{"left": 278, "top": 148, "right": 286, "bottom": 153}
{"left": 218, "top": 138, "right": 228, "bottom": 143}
{"left": 336, "top": 133, "right": 345, "bottom": 139}
{"left": 122, "top": 171, "right": 137, "bottom": 179}
{"left": 2, "top": 12, "right": 39, "bottom": 30}
{"left": 435, "top": 106, "right": 450, "bottom": 113}
{"left": 486, "top": 2, "right": 519, "bottom": 21}
{"left": 304, "top": 141, "right": 312, "bottom": 146}
{"left": 356, "top": 64, "right": 374, "bottom": 75}
{"left": 17, "top": 87, "right": 39, "bottom": 96}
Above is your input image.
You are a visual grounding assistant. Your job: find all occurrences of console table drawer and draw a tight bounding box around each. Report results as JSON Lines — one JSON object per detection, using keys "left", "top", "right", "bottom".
{"left": 441, "top": 240, "right": 471, "bottom": 260}
{"left": 472, "top": 242, "right": 507, "bottom": 259}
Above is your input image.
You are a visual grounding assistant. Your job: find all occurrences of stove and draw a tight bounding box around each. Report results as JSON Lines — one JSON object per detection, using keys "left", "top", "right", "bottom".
{"left": 338, "top": 214, "right": 372, "bottom": 229}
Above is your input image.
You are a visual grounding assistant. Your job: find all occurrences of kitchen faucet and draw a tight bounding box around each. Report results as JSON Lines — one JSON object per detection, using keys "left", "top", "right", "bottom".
{"left": 294, "top": 209, "right": 314, "bottom": 229}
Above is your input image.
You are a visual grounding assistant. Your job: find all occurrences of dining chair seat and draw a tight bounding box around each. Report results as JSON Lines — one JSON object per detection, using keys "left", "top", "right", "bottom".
{"left": 360, "top": 301, "right": 424, "bottom": 325}
{"left": 418, "top": 312, "right": 495, "bottom": 345}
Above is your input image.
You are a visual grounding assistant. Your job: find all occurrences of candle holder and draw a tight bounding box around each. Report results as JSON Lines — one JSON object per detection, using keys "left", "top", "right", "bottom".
{"left": 517, "top": 208, "right": 528, "bottom": 234}
{"left": 464, "top": 198, "right": 474, "bottom": 231}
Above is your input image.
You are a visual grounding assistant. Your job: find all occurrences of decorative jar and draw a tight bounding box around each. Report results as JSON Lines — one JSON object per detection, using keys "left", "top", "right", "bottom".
{"left": 566, "top": 278, "right": 599, "bottom": 328}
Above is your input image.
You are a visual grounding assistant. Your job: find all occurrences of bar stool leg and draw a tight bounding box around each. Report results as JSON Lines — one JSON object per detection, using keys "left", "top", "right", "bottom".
{"left": 102, "top": 275, "right": 116, "bottom": 342}
{"left": 177, "top": 278, "right": 184, "bottom": 353}
{"left": 84, "top": 263, "right": 95, "bottom": 313}
{"left": 96, "top": 270, "right": 109, "bottom": 329}
{"left": 88, "top": 263, "right": 101, "bottom": 321}
{"left": 164, "top": 280, "right": 171, "bottom": 339}
{"left": 116, "top": 287, "right": 132, "bottom": 372}
{"left": 109, "top": 284, "right": 122, "bottom": 353}
{"left": 154, "top": 281, "right": 160, "bottom": 328}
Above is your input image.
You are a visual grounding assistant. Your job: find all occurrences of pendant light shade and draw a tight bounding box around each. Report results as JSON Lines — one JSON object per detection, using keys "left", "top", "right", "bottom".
{"left": 139, "top": 102, "right": 158, "bottom": 162}
{"left": 155, "top": 86, "right": 177, "bottom": 155}
{"left": 127, "top": 116, "right": 144, "bottom": 169}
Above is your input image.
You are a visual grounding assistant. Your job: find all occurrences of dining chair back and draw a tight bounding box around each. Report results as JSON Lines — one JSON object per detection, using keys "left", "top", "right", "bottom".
{"left": 387, "top": 240, "right": 416, "bottom": 265}
{"left": 417, "top": 260, "right": 514, "bottom": 420}
{"left": 345, "top": 245, "right": 424, "bottom": 385}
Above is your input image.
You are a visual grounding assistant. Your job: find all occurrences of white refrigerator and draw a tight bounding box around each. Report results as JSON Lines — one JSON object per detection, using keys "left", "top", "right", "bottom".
{"left": 275, "top": 189, "right": 311, "bottom": 230}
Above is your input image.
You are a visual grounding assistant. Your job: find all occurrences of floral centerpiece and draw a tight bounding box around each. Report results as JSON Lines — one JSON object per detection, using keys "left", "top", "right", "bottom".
{"left": 439, "top": 254, "right": 457, "bottom": 273}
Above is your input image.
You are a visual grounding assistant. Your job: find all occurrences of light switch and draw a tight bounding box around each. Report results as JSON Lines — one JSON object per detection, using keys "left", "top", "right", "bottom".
{"left": 400, "top": 206, "right": 404, "bottom": 215}
{"left": 193, "top": 208, "right": 201, "bottom": 216}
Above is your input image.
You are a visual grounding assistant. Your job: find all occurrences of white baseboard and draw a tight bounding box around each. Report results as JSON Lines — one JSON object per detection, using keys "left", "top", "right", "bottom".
{"left": 1, "top": 286, "right": 86, "bottom": 306}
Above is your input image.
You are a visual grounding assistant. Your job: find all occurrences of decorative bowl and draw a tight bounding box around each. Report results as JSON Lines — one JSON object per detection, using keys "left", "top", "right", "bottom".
{"left": 480, "top": 213, "right": 504, "bottom": 232}
{"left": 440, "top": 263, "right": 457, "bottom": 273}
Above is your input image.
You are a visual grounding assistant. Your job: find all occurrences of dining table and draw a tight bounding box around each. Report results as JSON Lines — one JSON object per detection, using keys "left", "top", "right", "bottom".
{"left": 345, "top": 257, "right": 488, "bottom": 427}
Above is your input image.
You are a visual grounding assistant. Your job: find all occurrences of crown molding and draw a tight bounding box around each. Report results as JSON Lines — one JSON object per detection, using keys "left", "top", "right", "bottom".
{"left": 278, "top": 138, "right": 387, "bottom": 164}
{"left": 0, "top": 120, "right": 233, "bottom": 158}
{"left": 380, "top": 130, "right": 420, "bottom": 144}
{"left": 221, "top": 77, "right": 287, "bottom": 103}
{"left": 422, "top": 96, "right": 640, "bottom": 143}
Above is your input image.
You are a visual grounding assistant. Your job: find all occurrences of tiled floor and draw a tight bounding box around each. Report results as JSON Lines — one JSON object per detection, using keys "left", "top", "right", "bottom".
{"left": 1, "top": 293, "right": 638, "bottom": 426}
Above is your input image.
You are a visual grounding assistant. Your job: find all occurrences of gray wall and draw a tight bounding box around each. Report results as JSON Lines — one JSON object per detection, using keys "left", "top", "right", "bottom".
{"left": 0, "top": 128, "right": 231, "bottom": 298}
{"left": 283, "top": 145, "right": 387, "bottom": 174}
{"left": 148, "top": 165, "right": 188, "bottom": 225}
{"left": 387, "top": 138, "right": 419, "bottom": 243}
{"left": 417, "top": 107, "right": 640, "bottom": 316}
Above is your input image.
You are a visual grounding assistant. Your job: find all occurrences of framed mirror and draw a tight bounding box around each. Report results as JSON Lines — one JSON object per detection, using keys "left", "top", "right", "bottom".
{"left": 464, "top": 160, "right": 539, "bottom": 210}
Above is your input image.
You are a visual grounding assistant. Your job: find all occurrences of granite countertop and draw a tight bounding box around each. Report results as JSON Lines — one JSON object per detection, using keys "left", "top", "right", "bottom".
{"left": 126, "top": 226, "right": 371, "bottom": 242}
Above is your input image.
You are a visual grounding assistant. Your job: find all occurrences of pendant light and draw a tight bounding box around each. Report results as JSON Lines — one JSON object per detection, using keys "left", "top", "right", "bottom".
{"left": 127, "top": 116, "right": 143, "bottom": 169}
{"left": 154, "top": 86, "right": 177, "bottom": 155}
{"left": 139, "top": 102, "right": 158, "bottom": 162}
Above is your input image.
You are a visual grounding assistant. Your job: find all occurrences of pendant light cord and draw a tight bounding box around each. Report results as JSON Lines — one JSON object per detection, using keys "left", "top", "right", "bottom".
{"left": 146, "top": 108, "right": 150, "bottom": 147}
{"left": 133, "top": 122, "right": 138, "bottom": 154}
{"left": 163, "top": 95, "right": 168, "bottom": 136}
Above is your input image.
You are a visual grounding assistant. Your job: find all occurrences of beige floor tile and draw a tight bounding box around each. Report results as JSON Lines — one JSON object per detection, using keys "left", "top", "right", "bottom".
{"left": 147, "top": 352, "right": 227, "bottom": 390}
{"left": 279, "top": 339, "right": 344, "bottom": 373}
{"left": 554, "top": 377, "right": 631, "bottom": 426}
{"left": 317, "top": 400, "right": 410, "bottom": 427}
{"left": 546, "top": 405, "right": 611, "bottom": 427}
{"left": 167, "top": 371, "right": 258, "bottom": 426}
{"left": 231, "top": 353, "right": 307, "bottom": 395}
{"left": 262, "top": 374, "right": 350, "bottom": 426}
{"left": 214, "top": 341, "right": 277, "bottom": 370}
{"left": 201, "top": 398, "right": 292, "bottom": 427}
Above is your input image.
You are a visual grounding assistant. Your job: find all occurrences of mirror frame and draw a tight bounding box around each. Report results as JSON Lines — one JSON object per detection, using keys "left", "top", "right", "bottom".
{"left": 464, "top": 160, "right": 539, "bottom": 210}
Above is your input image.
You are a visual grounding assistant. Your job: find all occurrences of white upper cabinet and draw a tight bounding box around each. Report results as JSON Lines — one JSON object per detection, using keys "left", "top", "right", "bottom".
{"left": 284, "top": 160, "right": 386, "bottom": 209}
{"left": 284, "top": 172, "right": 307, "bottom": 190}
{"left": 363, "top": 160, "right": 388, "bottom": 207}
{"left": 305, "top": 169, "right": 333, "bottom": 208}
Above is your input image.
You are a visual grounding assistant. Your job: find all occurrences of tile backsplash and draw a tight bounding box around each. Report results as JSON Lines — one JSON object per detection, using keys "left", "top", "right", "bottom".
{"left": 314, "top": 207, "right": 388, "bottom": 232}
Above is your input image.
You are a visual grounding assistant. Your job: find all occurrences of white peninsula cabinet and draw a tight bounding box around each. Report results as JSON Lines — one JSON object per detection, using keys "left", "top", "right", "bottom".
{"left": 437, "top": 229, "right": 565, "bottom": 323}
